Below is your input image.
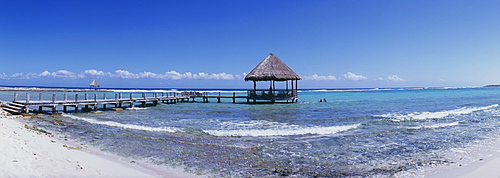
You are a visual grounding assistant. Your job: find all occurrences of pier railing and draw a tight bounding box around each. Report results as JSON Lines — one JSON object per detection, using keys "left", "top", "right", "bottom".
{"left": 247, "top": 90, "right": 297, "bottom": 100}
{"left": 13, "top": 92, "right": 182, "bottom": 104}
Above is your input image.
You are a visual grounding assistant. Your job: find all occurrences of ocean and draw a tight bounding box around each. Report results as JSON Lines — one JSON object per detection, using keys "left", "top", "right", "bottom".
{"left": 2, "top": 87, "right": 500, "bottom": 177}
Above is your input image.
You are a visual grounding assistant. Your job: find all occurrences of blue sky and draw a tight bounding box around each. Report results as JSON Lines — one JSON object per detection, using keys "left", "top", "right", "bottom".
{"left": 1, "top": 0, "right": 499, "bottom": 89}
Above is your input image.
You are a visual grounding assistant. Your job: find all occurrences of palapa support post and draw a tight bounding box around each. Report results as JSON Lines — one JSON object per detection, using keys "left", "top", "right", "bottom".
{"left": 39, "top": 93, "right": 43, "bottom": 101}
{"left": 64, "top": 93, "right": 67, "bottom": 101}
{"left": 52, "top": 94, "right": 56, "bottom": 103}
{"left": 14, "top": 92, "right": 18, "bottom": 102}
{"left": 26, "top": 93, "right": 30, "bottom": 103}
{"left": 115, "top": 93, "right": 118, "bottom": 101}
{"left": 295, "top": 80, "right": 298, "bottom": 102}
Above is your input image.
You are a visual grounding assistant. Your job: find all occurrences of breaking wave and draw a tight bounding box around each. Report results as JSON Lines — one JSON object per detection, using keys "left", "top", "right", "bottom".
{"left": 61, "top": 114, "right": 181, "bottom": 132}
{"left": 376, "top": 104, "right": 498, "bottom": 121}
{"left": 126, "top": 107, "right": 148, "bottom": 110}
{"left": 204, "top": 120, "right": 360, "bottom": 137}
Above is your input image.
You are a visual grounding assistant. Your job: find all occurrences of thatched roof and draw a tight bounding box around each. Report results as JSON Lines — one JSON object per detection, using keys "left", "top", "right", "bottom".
{"left": 89, "top": 79, "right": 100, "bottom": 87}
{"left": 245, "top": 53, "right": 301, "bottom": 81}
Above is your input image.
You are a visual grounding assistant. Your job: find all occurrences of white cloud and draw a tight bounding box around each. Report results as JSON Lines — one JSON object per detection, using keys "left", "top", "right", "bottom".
{"left": 39, "top": 71, "right": 51, "bottom": 77}
{"left": 387, "top": 75, "right": 405, "bottom": 81}
{"left": 11, "top": 72, "right": 38, "bottom": 79}
{"left": 11, "top": 73, "right": 24, "bottom": 78}
{"left": 235, "top": 73, "right": 245, "bottom": 80}
{"left": 83, "top": 69, "right": 108, "bottom": 77}
{"left": 343, "top": 72, "right": 367, "bottom": 81}
{"left": 0, "top": 73, "right": 8, "bottom": 79}
{"left": 37, "top": 70, "right": 79, "bottom": 79}
{"left": 162, "top": 70, "right": 183, "bottom": 80}
{"left": 303, "top": 74, "right": 338, "bottom": 80}
{"left": 112, "top": 70, "right": 139, "bottom": 79}
{"left": 2, "top": 69, "right": 240, "bottom": 80}
{"left": 137, "top": 71, "right": 159, "bottom": 79}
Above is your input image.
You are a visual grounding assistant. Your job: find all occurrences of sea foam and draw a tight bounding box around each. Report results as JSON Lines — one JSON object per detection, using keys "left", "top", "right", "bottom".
{"left": 204, "top": 121, "right": 361, "bottom": 137}
{"left": 61, "top": 114, "right": 180, "bottom": 132}
{"left": 377, "top": 104, "right": 498, "bottom": 121}
{"left": 407, "top": 121, "right": 461, "bottom": 130}
{"left": 126, "top": 107, "right": 148, "bottom": 110}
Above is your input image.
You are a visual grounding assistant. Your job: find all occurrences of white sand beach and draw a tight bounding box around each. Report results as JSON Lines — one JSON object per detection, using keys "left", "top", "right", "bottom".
{"left": 427, "top": 152, "right": 500, "bottom": 178}
{"left": 0, "top": 108, "right": 199, "bottom": 178}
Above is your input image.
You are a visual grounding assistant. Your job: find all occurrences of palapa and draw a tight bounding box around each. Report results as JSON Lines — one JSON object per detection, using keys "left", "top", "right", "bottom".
{"left": 89, "top": 80, "right": 100, "bottom": 88}
{"left": 245, "top": 53, "right": 301, "bottom": 81}
{"left": 245, "top": 53, "right": 300, "bottom": 103}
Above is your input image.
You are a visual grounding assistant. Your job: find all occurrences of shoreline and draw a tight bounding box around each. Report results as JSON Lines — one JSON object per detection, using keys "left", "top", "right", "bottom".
{"left": 425, "top": 136, "right": 500, "bottom": 178}
{"left": 426, "top": 153, "right": 500, "bottom": 178}
{"left": 0, "top": 108, "right": 200, "bottom": 177}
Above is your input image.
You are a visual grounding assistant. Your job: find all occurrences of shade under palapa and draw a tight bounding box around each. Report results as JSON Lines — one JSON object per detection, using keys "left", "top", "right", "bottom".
{"left": 89, "top": 79, "right": 100, "bottom": 87}
{"left": 245, "top": 53, "right": 301, "bottom": 81}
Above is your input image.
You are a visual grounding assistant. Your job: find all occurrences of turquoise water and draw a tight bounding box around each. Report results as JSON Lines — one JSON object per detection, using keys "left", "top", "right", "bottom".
{"left": 4, "top": 87, "right": 500, "bottom": 177}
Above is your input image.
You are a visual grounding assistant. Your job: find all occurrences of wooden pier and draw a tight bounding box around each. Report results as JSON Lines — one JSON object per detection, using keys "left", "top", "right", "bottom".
{"left": 1, "top": 91, "right": 297, "bottom": 115}
{"left": 185, "top": 92, "right": 250, "bottom": 103}
{"left": 2, "top": 92, "right": 191, "bottom": 114}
